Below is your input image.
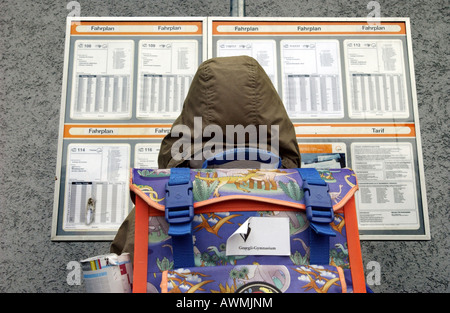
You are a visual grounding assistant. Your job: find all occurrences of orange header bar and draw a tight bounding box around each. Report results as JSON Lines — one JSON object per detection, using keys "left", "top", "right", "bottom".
{"left": 293, "top": 123, "right": 416, "bottom": 138}
{"left": 71, "top": 21, "right": 203, "bottom": 35}
{"left": 213, "top": 21, "right": 406, "bottom": 35}
{"left": 63, "top": 124, "right": 172, "bottom": 139}
{"left": 64, "top": 123, "right": 416, "bottom": 139}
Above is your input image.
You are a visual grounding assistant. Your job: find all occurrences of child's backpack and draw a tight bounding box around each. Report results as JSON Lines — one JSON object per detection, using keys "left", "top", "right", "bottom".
{"left": 130, "top": 166, "right": 366, "bottom": 293}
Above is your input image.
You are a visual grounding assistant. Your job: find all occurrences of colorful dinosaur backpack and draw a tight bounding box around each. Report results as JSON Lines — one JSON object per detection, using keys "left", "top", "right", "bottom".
{"left": 130, "top": 166, "right": 367, "bottom": 293}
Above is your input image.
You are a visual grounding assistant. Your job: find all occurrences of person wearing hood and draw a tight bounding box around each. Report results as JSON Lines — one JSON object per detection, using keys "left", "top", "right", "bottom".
{"left": 158, "top": 55, "right": 300, "bottom": 169}
{"left": 110, "top": 55, "right": 301, "bottom": 261}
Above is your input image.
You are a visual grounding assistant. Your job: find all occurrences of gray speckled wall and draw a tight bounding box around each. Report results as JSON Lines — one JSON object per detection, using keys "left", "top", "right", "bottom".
{"left": 0, "top": 0, "right": 448, "bottom": 293}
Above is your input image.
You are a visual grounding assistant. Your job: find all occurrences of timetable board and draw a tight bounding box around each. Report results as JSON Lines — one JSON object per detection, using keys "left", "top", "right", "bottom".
{"left": 52, "top": 17, "right": 207, "bottom": 240}
{"left": 52, "top": 17, "right": 429, "bottom": 241}
{"left": 208, "top": 17, "right": 429, "bottom": 240}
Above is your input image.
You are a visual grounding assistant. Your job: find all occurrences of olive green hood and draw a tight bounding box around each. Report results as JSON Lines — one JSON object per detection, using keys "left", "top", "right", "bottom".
{"left": 158, "top": 55, "right": 300, "bottom": 168}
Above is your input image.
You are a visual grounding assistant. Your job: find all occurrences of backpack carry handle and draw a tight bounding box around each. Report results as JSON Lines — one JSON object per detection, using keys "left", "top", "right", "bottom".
{"left": 201, "top": 147, "right": 282, "bottom": 169}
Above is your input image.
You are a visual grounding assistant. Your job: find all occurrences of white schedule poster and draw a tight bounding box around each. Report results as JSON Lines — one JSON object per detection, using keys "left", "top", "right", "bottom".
{"left": 351, "top": 142, "right": 419, "bottom": 230}
{"left": 71, "top": 40, "right": 134, "bottom": 120}
{"left": 63, "top": 144, "right": 130, "bottom": 231}
{"left": 217, "top": 40, "right": 278, "bottom": 88}
{"left": 53, "top": 18, "right": 207, "bottom": 240}
{"left": 344, "top": 39, "right": 409, "bottom": 119}
{"left": 136, "top": 40, "right": 198, "bottom": 119}
{"left": 281, "top": 40, "right": 344, "bottom": 119}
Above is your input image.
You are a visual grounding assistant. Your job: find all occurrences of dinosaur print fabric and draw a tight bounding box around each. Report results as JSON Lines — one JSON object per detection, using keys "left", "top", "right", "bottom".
{"left": 130, "top": 168, "right": 360, "bottom": 293}
{"left": 131, "top": 168, "right": 357, "bottom": 209}
{"left": 152, "top": 264, "right": 353, "bottom": 293}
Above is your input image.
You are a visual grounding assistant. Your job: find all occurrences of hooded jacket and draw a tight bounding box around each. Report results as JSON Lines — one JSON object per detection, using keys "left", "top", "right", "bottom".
{"left": 158, "top": 55, "right": 300, "bottom": 169}
{"left": 110, "top": 56, "right": 300, "bottom": 261}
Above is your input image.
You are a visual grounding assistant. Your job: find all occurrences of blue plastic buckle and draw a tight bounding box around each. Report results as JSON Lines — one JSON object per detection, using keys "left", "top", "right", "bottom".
{"left": 303, "top": 180, "right": 334, "bottom": 224}
{"left": 165, "top": 181, "right": 194, "bottom": 230}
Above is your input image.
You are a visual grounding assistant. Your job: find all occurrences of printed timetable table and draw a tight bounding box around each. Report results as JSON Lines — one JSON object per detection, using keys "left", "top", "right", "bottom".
{"left": 138, "top": 74, "right": 193, "bottom": 117}
{"left": 66, "top": 181, "right": 127, "bottom": 225}
{"left": 285, "top": 74, "right": 341, "bottom": 116}
{"left": 73, "top": 75, "right": 131, "bottom": 117}
{"left": 350, "top": 73, "right": 406, "bottom": 112}
{"left": 136, "top": 39, "right": 198, "bottom": 119}
{"left": 63, "top": 144, "right": 130, "bottom": 231}
{"left": 281, "top": 40, "right": 343, "bottom": 118}
{"left": 344, "top": 39, "right": 409, "bottom": 118}
{"left": 71, "top": 40, "right": 134, "bottom": 120}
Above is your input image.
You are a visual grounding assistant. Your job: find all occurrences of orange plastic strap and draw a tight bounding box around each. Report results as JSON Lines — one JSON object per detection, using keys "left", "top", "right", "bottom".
{"left": 343, "top": 196, "right": 366, "bottom": 293}
{"left": 133, "top": 196, "right": 149, "bottom": 293}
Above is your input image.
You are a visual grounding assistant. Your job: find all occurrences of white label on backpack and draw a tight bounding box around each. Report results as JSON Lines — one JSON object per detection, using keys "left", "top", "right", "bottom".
{"left": 226, "top": 217, "right": 290, "bottom": 256}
